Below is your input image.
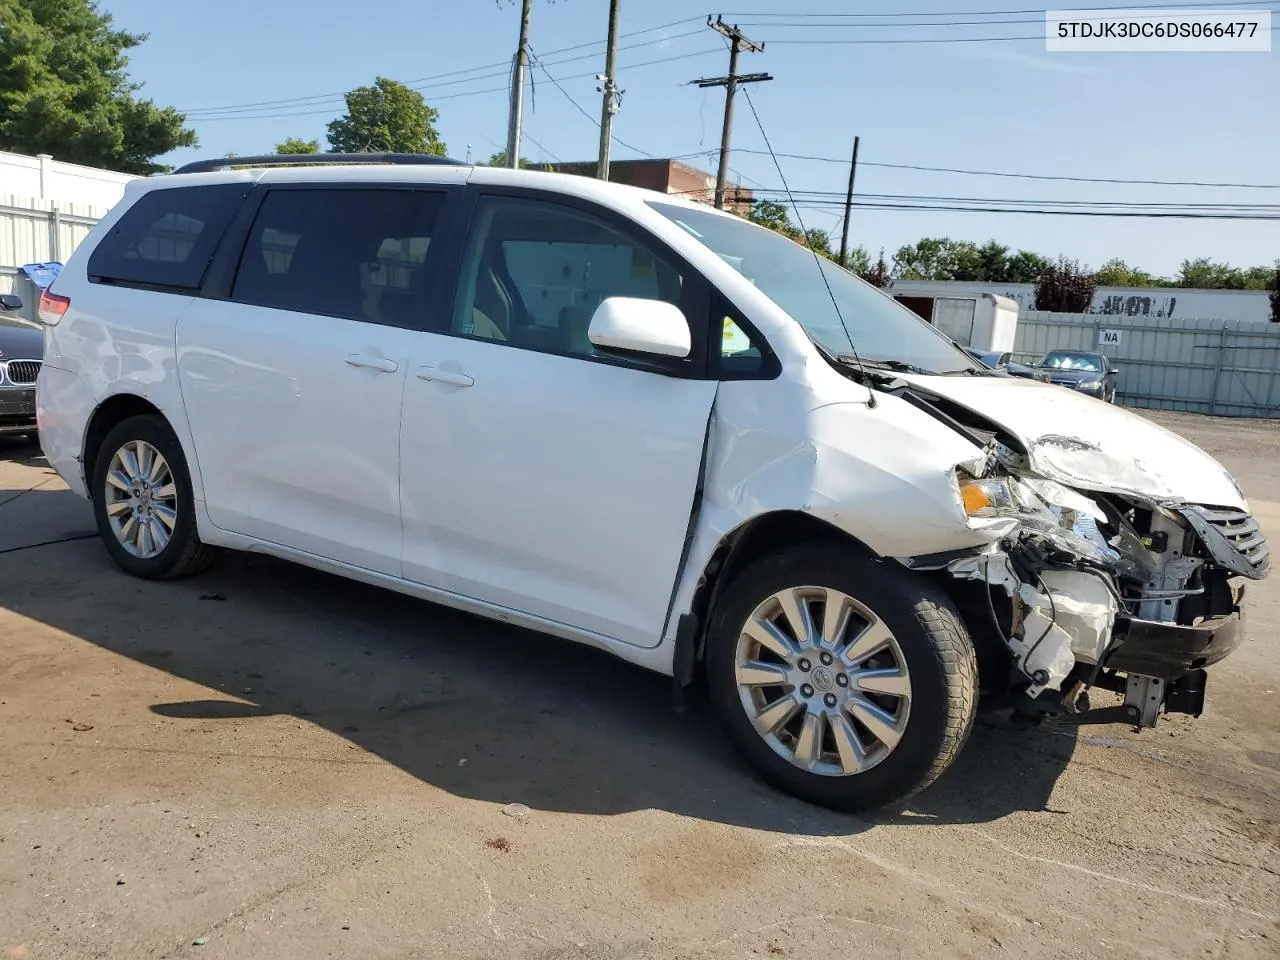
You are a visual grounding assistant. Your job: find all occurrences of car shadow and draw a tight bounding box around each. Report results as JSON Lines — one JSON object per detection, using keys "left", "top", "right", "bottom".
{"left": 0, "top": 489, "right": 1077, "bottom": 836}
{"left": 0, "top": 435, "right": 45, "bottom": 467}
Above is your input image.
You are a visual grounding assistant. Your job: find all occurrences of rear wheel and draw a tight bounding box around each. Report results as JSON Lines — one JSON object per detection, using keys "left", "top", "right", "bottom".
{"left": 705, "top": 545, "right": 977, "bottom": 811}
{"left": 91, "top": 415, "right": 216, "bottom": 579}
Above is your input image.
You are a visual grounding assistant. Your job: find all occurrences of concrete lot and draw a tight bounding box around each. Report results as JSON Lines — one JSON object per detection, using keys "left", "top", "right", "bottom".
{"left": 1, "top": 410, "right": 1277, "bottom": 960}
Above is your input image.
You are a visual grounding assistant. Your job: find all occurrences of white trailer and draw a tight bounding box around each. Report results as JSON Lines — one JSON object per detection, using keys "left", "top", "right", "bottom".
{"left": 890, "top": 286, "right": 1019, "bottom": 354}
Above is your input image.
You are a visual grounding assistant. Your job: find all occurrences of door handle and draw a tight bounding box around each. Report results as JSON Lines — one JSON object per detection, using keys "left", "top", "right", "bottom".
{"left": 416, "top": 364, "right": 474, "bottom": 387}
{"left": 345, "top": 354, "right": 399, "bottom": 373}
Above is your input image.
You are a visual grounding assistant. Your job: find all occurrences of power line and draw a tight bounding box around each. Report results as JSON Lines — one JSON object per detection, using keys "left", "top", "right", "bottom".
{"left": 766, "top": 201, "right": 1280, "bottom": 220}
{"left": 181, "top": 21, "right": 705, "bottom": 116}
{"left": 746, "top": 189, "right": 1280, "bottom": 210}
{"left": 669, "top": 185, "right": 1280, "bottom": 218}
{"left": 531, "top": 54, "right": 655, "bottom": 158}
{"left": 193, "top": 48, "right": 722, "bottom": 122}
{"left": 723, "top": 148, "right": 1280, "bottom": 189}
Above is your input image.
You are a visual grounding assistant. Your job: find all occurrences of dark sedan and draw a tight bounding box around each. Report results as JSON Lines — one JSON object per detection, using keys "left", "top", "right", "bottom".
{"left": 969, "top": 349, "right": 1051, "bottom": 382}
{"left": 0, "top": 294, "right": 41, "bottom": 440}
{"left": 1037, "top": 350, "right": 1118, "bottom": 403}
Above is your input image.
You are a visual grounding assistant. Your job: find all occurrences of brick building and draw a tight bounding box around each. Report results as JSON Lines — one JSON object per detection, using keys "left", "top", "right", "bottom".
{"left": 531, "top": 159, "right": 753, "bottom": 214}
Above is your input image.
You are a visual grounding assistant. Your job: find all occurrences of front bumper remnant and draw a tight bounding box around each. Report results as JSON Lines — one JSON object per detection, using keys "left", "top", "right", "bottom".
{"left": 0, "top": 386, "right": 37, "bottom": 435}
{"left": 1105, "top": 605, "right": 1245, "bottom": 681}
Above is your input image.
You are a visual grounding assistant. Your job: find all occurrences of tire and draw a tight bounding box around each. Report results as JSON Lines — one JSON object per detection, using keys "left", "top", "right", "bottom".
{"left": 91, "top": 414, "right": 216, "bottom": 580}
{"left": 705, "top": 545, "right": 977, "bottom": 812}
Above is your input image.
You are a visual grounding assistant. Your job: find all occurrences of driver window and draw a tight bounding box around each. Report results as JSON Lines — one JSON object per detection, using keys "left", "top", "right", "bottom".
{"left": 451, "top": 195, "right": 684, "bottom": 359}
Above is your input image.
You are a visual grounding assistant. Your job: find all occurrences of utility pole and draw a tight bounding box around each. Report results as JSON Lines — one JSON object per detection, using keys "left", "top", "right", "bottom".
{"left": 691, "top": 17, "right": 769, "bottom": 210}
{"left": 838, "top": 136, "right": 860, "bottom": 267}
{"left": 596, "top": 0, "right": 622, "bottom": 180}
{"left": 505, "top": 0, "right": 533, "bottom": 169}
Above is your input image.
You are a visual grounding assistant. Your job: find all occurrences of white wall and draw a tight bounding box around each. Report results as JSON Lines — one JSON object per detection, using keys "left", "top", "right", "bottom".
{"left": 890, "top": 279, "right": 1272, "bottom": 324}
{"left": 0, "top": 150, "right": 137, "bottom": 208}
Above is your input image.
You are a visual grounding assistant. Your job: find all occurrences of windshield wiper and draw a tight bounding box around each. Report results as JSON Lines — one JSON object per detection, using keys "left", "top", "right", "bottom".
{"left": 838, "top": 356, "right": 931, "bottom": 375}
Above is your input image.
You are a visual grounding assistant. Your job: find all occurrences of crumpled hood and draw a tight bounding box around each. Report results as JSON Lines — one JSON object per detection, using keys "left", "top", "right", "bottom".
{"left": 899, "top": 373, "right": 1247, "bottom": 510}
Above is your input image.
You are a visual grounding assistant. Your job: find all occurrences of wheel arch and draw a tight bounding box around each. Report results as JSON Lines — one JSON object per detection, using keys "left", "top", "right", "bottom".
{"left": 82, "top": 394, "right": 199, "bottom": 502}
{"left": 672, "top": 510, "right": 880, "bottom": 691}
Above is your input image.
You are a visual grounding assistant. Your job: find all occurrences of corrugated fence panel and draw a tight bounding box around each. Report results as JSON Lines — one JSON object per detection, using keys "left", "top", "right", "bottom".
{"left": 1014, "top": 311, "right": 1280, "bottom": 418}
{"left": 1, "top": 194, "right": 108, "bottom": 269}
{"left": 0, "top": 195, "right": 108, "bottom": 322}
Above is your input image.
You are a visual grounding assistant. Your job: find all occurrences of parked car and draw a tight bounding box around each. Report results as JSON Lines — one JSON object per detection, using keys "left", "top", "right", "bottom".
{"left": 35, "top": 154, "right": 1268, "bottom": 811}
{"left": 969, "top": 349, "right": 1050, "bottom": 382}
{"left": 0, "top": 293, "right": 41, "bottom": 440}
{"left": 1038, "top": 350, "right": 1118, "bottom": 402}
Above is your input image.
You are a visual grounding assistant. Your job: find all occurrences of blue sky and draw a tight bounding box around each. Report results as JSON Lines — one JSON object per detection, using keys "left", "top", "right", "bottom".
{"left": 107, "top": 0, "right": 1278, "bottom": 278}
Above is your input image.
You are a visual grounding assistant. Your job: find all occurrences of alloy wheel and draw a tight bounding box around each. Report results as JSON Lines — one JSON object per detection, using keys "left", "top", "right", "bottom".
{"left": 102, "top": 440, "right": 179, "bottom": 559}
{"left": 734, "top": 586, "right": 912, "bottom": 777}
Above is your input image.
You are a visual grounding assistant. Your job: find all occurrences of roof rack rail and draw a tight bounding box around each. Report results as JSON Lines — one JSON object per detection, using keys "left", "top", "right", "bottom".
{"left": 171, "top": 152, "right": 470, "bottom": 175}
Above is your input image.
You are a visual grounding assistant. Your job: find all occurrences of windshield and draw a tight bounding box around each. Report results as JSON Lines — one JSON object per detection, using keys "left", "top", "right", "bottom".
{"left": 648, "top": 201, "right": 976, "bottom": 375}
{"left": 1042, "top": 351, "right": 1103, "bottom": 372}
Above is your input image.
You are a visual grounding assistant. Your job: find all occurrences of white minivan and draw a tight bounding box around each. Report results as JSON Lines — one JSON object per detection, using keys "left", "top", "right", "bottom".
{"left": 35, "top": 154, "right": 1268, "bottom": 811}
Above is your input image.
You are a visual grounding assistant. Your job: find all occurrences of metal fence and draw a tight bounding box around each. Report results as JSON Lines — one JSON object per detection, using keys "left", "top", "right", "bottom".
{"left": 0, "top": 194, "right": 107, "bottom": 321}
{"left": 1014, "top": 310, "right": 1280, "bottom": 419}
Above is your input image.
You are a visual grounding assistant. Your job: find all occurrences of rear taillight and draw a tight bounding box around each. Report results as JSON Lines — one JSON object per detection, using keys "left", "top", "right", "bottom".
{"left": 38, "top": 290, "right": 70, "bottom": 326}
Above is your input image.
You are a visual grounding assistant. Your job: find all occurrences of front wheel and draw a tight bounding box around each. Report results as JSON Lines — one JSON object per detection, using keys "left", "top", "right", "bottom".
{"left": 91, "top": 414, "right": 216, "bottom": 579}
{"left": 705, "top": 545, "right": 978, "bottom": 811}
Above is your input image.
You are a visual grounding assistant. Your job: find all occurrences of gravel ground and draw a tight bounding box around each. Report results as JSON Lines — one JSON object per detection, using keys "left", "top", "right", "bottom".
{"left": 0, "top": 409, "right": 1277, "bottom": 960}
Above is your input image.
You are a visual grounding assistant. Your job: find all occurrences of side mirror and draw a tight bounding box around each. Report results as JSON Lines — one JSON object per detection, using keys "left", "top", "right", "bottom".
{"left": 0, "top": 293, "right": 22, "bottom": 312}
{"left": 588, "top": 296, "right": 691, "bottom": 359}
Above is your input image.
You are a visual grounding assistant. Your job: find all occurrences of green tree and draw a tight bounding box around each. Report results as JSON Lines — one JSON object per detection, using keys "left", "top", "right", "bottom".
{"left": 486, "top": 150, "right": 530, "bottom": 168}
{"left": 275, "top": 137, "right": 319, "bottom": 155}
{"left": 803, "top": 228, "right": 833, "bottom": 258}
{"left": 1005, "top": 250, "right": 1049, "bottom": 283}
{"left": 892, "top": 238, "right": 976, "bottom": 281}
{"left": 841, "top": 246, "right": 872, "bottom": 274}
{"left": 1178, "top": 257, "right": 1245, "bottom": 289}
{"left": 1034, "top": 256, "right": 1097, "bottom": 313}
{"left": 0, "top": 0, "right": 196, "bottom": 173}
{"left": 1241, "top": 264, "right": 1273, "bottom": 290}
{"left": 859, "top": 249, "right": 890, "bottom": 288}
{"left": 746, "top": 199, "right": 795, "bottom": 235}
{"left": 325, "top": 77, "right": 446, "bottom": 155}
{"left": 974, "top": 241, "right": 1010, "bottom": 282}
{"left": 892, "top": 237, "right": 1050, "bottom": 282}
{"left": 1096, "top": 258, "right": 1158, "bottom": 287}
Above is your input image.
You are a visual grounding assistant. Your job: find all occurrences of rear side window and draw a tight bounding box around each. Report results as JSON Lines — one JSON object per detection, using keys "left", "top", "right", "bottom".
{"left": 230, "top": 188, "right": 445, "bottom": 328}
{"left": 88, "top": 183, "right": 248, "bottom": 289}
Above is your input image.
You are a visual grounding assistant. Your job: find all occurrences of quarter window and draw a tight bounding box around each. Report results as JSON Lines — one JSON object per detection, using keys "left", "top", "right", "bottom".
{"left": 711, "top": 297, "right": 772, "bottom": 378}
{"left": 451, "top": 195, "right": 686, "bottom": 359}
{"left": 231, "top": 188, "right": 445, "bottom": 327}
{"left": 87, "top": 183, "right": 249, "bottom": 289}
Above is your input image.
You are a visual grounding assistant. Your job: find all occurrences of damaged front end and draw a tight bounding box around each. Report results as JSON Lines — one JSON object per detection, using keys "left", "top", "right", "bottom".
{"left": 938, "top": 437, "right": 1268, "bottom": 730}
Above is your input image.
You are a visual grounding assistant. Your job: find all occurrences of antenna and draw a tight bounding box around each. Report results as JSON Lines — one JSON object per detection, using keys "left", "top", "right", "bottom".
{"left": 739, "top": 88, "right": 876, "bottom": 408}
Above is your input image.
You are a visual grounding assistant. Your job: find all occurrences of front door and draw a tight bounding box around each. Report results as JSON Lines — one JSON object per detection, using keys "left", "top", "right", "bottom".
{"left": 178, "top": 185, "right": 450, "bottom": 575}
{"left": 399, "top": 192, "right": 718, "bottom": 647}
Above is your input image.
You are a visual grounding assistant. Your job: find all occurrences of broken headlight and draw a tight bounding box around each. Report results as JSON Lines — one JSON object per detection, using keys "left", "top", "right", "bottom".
{"left": 957, "top": 471, "right": 1121, "bottom": 567}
